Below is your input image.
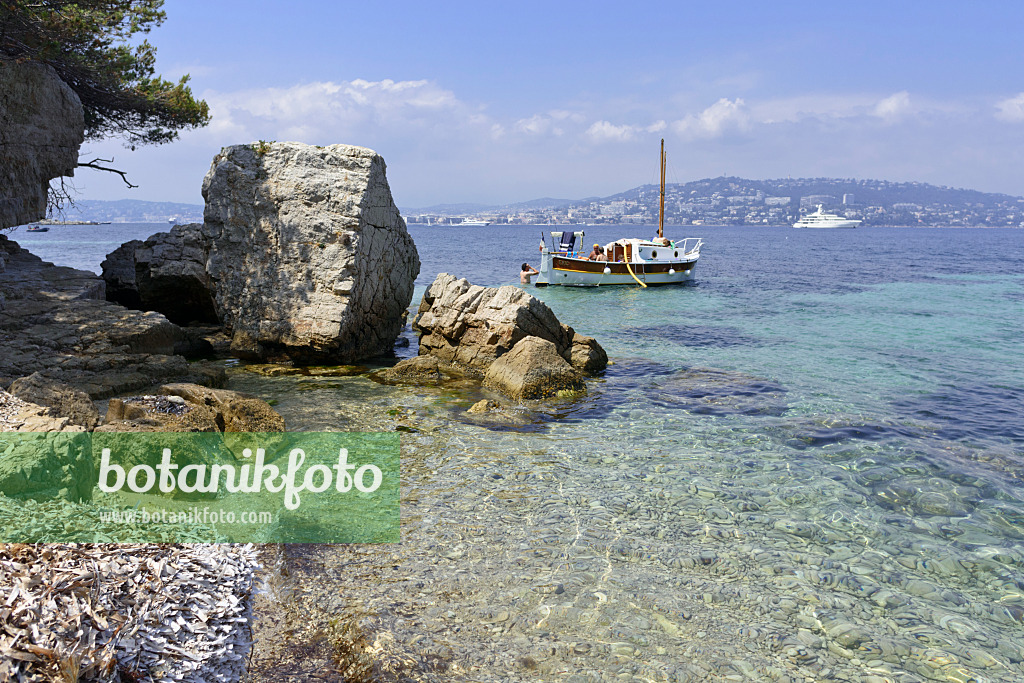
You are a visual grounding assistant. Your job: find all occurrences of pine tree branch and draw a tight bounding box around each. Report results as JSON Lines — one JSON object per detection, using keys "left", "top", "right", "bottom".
{"left": 77, "top": 157, "right": 138, "bottom": 188}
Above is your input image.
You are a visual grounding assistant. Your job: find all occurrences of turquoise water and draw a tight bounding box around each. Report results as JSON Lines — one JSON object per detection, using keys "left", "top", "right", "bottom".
{"left": 17, "top": 222, "right": 1024, "bottom": 681}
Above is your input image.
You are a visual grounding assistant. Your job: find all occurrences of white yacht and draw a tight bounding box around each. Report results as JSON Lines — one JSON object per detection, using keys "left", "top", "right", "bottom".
{"left": 458, "top": 219, "right": 491, "bottom": 227}
{"left": 793, "top": 205, "right": 861, "bottom": 229}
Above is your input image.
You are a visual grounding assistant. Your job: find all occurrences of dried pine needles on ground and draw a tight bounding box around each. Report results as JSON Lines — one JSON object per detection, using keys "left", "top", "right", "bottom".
{"left": 0, "top": 543, "right": 258, "bottom": 682}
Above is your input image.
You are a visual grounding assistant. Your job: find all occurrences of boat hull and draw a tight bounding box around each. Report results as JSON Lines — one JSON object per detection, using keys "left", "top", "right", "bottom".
{"left": 535, "top": 252, "right": 698, "bottom": 287}
{"left": 792, "top": 205, "right": 861, "bottom": 228}
{"left": 791, "top": 221, "right": 860, "bottom": 229}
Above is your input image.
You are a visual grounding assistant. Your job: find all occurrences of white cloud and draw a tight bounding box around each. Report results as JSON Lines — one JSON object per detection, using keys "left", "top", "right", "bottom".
{"left": 77, "top": 75, "right": 1024, "bottom": 208}
{"left": 512, "top": 110, "right": 587, "bottom": 137}
{"left": 751, "top": 94, "right": 878, "bottom": 123}
{"left": 199, "top": 78, "right": 476, "bottom": 143}
{"left": 672, "top": 98, "right": 749, "bottom": 138}
{"left": 586, "top": 120, "right": 639, "bottom": 142}
{"left": 584, "top": 119, "right": 666, "bottom": 143}
{"left": 873, "top": 91, "right": 912, "bottom": 121}
{"left": 514, "top": 114, "right": 562, "bottom": 136}
{"left": 995, "top": 93, "right": 1024, "bottom": 122}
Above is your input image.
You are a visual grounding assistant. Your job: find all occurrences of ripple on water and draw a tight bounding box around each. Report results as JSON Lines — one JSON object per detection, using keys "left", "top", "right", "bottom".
{"left": 892, "top": 381, "right": 1024, "bottom": 443}
{"left": 613, "top": 323, "right": 766, "bottom": 348}
{"left": 648, "top": 367, "right": 789, "bottom": 417}
{"left": 780, "top": 417, "right": 924, "bottom": 450}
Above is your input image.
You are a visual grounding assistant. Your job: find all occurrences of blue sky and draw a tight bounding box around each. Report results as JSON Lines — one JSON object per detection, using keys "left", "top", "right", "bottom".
{"left": 76, "top": 0, "right": 1024, "bottom": 208}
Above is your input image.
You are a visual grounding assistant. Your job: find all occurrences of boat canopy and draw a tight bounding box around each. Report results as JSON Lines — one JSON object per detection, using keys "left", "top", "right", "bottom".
{"left": 549, "top": 230, "right": 585, "bottom": 253}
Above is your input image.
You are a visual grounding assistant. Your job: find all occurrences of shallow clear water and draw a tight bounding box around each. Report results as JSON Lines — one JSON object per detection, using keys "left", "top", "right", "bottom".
{"left": 19, "top": 222, "right": 1024, "bottom": 681}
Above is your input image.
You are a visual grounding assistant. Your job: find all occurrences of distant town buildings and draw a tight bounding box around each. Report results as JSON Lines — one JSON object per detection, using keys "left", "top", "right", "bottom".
{"left": 406, "top": 177, "right": 1024, "bottom": 228}
{"left": 800, "top": 194, "right": 837, "bottom": 209}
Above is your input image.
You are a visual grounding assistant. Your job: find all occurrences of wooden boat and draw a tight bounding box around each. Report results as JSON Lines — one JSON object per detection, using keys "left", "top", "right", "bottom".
{"left": 534, "top": 140, "right": 702, "bottom": 287}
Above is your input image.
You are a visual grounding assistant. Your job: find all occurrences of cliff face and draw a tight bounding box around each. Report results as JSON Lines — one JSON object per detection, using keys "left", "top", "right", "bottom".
{"left": 0, "top": 59, "right": 85, "bottom": 231}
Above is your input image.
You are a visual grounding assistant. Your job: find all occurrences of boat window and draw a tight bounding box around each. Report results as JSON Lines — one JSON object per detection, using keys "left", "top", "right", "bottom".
{"left": 651, "top": 250, "right": 658, "bottom": 259}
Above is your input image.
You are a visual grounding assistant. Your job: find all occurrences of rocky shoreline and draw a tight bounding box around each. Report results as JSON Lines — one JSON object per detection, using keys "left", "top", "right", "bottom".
{"left": 1, "top": 225, "right": 612, "bottom": 681}
{"left": 1, "top": 69, "right": 609, "bottom": 677}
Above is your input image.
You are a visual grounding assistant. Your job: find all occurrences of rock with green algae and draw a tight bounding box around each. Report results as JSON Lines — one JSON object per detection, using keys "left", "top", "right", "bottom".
{"left": 242, "top": 363, "right": 368, "bottom": 377}
{"left": 483, "top": 336, "right": 586, "bottom": 400}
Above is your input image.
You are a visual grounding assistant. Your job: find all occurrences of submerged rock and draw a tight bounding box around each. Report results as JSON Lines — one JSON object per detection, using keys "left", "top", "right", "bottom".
{"left": 467, "top": 399, "right": 501, "bottom": 414}
{"left": 373, "top": 355, "right": 479, "bottom": 386}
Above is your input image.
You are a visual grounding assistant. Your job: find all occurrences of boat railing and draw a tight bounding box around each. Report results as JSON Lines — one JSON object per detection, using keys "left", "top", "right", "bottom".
{"left": 675, "top": 237, "right": 703, "bottom": 256}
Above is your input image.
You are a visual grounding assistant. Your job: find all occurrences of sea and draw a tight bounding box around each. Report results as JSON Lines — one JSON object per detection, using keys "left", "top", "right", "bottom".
{"left": 12, "top": 222, "right": 1024, "bottom": 681}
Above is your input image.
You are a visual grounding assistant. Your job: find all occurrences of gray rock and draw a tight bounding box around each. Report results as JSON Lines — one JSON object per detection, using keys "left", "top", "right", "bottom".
{"left": 99, "top": 239, "right": 144, "bottom": 308}
{"left": 413, "top": 273, "right": 579, "bottom": 369}
{"left": 483, "top": 336, "right": 586, "bottom": 400}
{"left": 7, "top": 372, "right": 100, "bottom": 430}
{"left": 374, "top": 356, "right": 479, "bottom": 386}
{"left": 0, "top": 238, "right": 224, "bottom": 397}
{"left": 0, "top": 59, "right": 85, "bottom": 229}
{"left": 568, "top": 330, "right": 609, "bottom": 376}
{"left": 411, "top": 274, "right": 607, "bottom": 399}
{"left": 201, "top": 141, "right": 420, "bottom": 362}
{"left": 101, "top": 225, "right": 220, "bottom": 325}
{"left": 134, "top": 223, "right": 217, "bottom": 324}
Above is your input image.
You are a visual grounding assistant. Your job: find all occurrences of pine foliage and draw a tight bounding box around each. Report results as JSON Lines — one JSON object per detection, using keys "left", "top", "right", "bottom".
{"left": 0, "top": 0, "right": 209, "bottom": 146}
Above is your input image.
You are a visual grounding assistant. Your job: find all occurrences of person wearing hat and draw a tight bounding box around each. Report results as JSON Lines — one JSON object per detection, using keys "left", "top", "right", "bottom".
{"left": 587, "top": 243, "right": 602, "bottom": 260}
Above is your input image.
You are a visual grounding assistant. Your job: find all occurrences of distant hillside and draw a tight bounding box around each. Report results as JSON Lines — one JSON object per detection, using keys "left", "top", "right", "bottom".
{"left": 61, "top": 177, "right": 1024, "bottom": 228}
{"left": 607, "top": 177, "right": 1019, "bottom": 209}
{"left": 408, "top": 176, "right": 1023, "bottom": 227}
{"left": 55, "top": 199, "right": 204, "bottom": 223}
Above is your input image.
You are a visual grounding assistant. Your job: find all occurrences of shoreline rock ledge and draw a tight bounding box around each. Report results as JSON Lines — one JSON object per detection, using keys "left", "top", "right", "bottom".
{"left": 103, "top": 141, "right": 420, "bottom": 363}
{"left": 398, "top": 273, "right": 608, "bottom": 399}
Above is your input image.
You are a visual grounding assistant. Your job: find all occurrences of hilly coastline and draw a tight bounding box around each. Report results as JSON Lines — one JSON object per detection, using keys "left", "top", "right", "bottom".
{"left": 33, "top": 177, "right": 1024, "bottom": 228}
{"left": 406, "top": 177, "right": 1024, "bottom": 227}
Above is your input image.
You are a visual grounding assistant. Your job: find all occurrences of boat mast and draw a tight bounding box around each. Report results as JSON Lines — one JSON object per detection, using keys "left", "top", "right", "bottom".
{"left": 658, "top": 138, "right": 666, "bottom": 239}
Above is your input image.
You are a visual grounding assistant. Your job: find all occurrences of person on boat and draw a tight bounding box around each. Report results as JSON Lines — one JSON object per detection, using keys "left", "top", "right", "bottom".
{"left": 520, "top": 263, "right": 539, "bottom": 284}
{"left": 595, "top": 246, "right": 609, "bottom": 262}
{"left": 587, "top": 244, "right": 602, "bottom": 260}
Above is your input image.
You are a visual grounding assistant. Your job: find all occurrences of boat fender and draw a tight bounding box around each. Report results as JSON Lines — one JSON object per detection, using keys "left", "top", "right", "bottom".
{"left": 603, "top": 266, "right": 611, "bottom": 274}
{"left": 669, "top": 268, "right": 675, "bottom": 275}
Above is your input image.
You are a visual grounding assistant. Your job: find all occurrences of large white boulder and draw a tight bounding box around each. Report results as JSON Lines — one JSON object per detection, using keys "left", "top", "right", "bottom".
{"left": 198, "top": 141, "right": 420, "bottom": 362}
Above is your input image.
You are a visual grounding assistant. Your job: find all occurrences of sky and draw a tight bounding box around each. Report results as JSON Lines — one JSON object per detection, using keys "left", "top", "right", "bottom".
{"left": 75, "top": 0, "right": 1024, "bottom": 209}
